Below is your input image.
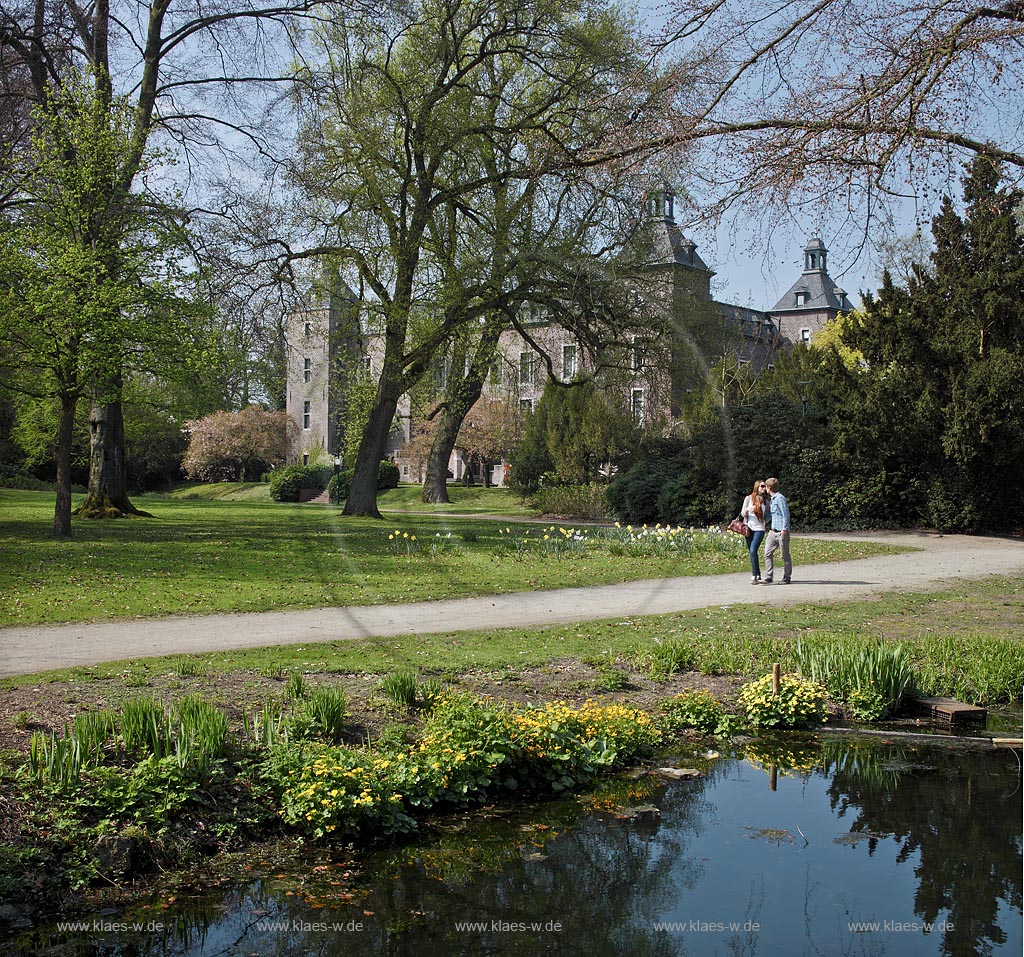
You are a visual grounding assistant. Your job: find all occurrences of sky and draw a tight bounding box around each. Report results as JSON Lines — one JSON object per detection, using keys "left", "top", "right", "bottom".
{"left": 631, "top": 0, "right": 929, "bottom": 313}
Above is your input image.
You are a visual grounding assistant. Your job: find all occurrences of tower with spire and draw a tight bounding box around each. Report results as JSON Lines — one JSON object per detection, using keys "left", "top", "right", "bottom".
{"left": 769, "top": 234, "right": 852, "bottom": 346}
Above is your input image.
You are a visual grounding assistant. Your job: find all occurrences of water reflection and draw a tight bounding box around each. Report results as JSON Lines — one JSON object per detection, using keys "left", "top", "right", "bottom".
{"left": 11, "top": 736, "right": 1021, "bottom": 957}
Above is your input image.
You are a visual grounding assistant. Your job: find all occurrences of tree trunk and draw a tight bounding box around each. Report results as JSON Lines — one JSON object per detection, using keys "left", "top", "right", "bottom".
{"left": 421, "top": 405, "right": 466, "bottom": 504}
{"left": 53, "top": 394, "right": 77, "bottom": 538}
{"left": 342, "top": 397, "right": 398, "bottom": 518}
{"left": 77, "top": 397, "right": 152, "bottom": 519}
{"left": 421, "top": 327, "right": 498, "bottom": 503}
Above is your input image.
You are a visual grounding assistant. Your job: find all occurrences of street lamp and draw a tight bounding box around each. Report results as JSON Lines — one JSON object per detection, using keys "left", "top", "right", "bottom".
{"left": 797, "top": 381, "right": 810, "bottom": 418}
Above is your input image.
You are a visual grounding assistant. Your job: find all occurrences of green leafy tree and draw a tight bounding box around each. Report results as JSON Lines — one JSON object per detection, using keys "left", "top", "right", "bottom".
{"left": 0, "top": 77, "right": 195, "bottom": 534}
{"left": 829, "top": 159, "right": 1024, "bottom": 531}
{"left": 0, "top": 0, "right": 334, "bottom": 524}
{"left": 292, "top": 0, "right": 663, "bottom": 517}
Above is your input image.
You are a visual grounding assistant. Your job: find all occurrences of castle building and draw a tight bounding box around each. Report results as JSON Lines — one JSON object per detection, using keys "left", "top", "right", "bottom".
{"left": 770, "top": 235, "right": 853, "bottom": 346}
{"left": 285, "top": 192, "right": 848, "bottom": 483}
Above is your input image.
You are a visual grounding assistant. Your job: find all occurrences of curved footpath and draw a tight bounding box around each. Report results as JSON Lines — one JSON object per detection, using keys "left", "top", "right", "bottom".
{"left": 1, "top": 531, "right": 1021, "bottom": 678}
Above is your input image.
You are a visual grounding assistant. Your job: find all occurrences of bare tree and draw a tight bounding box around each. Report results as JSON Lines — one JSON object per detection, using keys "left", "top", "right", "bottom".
{"left": 653, "top": 0, "right": 1024, "bottom": 248}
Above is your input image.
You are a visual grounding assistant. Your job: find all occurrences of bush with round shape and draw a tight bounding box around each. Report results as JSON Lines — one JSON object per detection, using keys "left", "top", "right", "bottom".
{"left": 739, "top": 673, "right": 828, "bottom": 729}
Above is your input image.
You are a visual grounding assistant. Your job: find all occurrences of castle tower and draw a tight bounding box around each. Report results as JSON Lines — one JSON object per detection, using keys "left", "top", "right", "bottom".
{"left": 769, "top": 235, "right": 852, "bottom": 346}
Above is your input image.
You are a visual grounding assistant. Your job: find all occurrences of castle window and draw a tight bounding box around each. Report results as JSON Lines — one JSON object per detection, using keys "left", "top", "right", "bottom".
{"left": 631, "top": 389, "right": 644, "bottom": 421}
{"left": 302, "top": 454, "right": 309, "bottom": 466}
{"left": 795, "top": 291, "right": 807, "bottom": 307}
{"left": 563, "top": 344, "right": 578, "bottom": 380}
{"left": 520, "top": 398, "right": 533, "bottom": 412}
{"left": 303, "top": 401, "right": 311, "bottom": 430}
{"left": 519, "top": 352, "right": 536, "bottom": 385}
{"left": 801, "top": 328, "right": 811, "bottom": 343}
{"left": 303, "top": 358, "right": 311, "bottom": 383}
{"left": 304, "top": 322, "right": 312, "bottom": 337}
{"left": 631, "top": 341, "right": 645, "bottom": 371}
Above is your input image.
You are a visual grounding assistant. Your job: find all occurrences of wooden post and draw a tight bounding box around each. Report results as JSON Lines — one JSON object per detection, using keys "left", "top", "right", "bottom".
{"left": 772, "top": 663, "right": 781, "bottom": 695}
{"left": 770, "top": 764, "right": 778, "bottom": 792}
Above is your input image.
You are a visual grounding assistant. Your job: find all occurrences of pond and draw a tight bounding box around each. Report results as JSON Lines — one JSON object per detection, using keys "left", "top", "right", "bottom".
{"left": 11, "top": 733, "right": 1022, "bottom": 957}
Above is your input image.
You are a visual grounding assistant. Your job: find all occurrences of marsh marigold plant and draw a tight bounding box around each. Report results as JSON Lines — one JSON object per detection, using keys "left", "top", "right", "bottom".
{"left": 739, "top": 673, "right": 828, "bottom": 729}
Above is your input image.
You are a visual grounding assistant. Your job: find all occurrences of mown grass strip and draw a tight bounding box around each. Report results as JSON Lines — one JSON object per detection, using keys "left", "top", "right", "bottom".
{"left": 0, "top": 489, "right": 900, "bottom": 627}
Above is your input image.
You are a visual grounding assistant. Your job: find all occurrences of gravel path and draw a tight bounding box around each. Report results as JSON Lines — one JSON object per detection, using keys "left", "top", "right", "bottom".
{"left": 1, "top": 531, "right": 1021, "bottom": 678}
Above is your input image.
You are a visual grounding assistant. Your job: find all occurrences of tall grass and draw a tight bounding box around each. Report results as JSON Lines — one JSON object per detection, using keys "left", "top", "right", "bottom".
{"left": 121, "top": 696, "right": 173, "bottom": 757}
{"left": 629, "top": 638, "right": 696, "bottom": 679}
{"left": 244, "top": 697, "right": 286, "bottom": 749}
{"left": 298, "top": 686, "right": 347, "bottom": 744}
{"left": 794, "top": 635, "right": 914, "bottom": 719}
{"left": 379, "top": 669, "right": 419, "bottom": 708}
{"left": 174, "top": 694, "right": 230, "bottom": 774}
{"left": 912, "top": 635, "right": 1024, "bottom": 705}
{"left": 26, "top": 709, "right": 117, "bottom": 786}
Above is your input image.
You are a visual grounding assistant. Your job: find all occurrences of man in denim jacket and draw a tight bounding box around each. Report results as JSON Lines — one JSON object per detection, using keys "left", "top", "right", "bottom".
{"left": 763, "top": 477, "right": 792, "bottom": 584}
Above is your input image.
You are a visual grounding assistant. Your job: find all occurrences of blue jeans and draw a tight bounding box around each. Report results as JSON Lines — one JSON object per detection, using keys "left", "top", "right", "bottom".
{"left": 748, "top": 529, "right": 766, "bottom": 578}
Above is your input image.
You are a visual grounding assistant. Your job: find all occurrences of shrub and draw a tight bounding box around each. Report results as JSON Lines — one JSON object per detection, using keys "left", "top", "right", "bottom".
{"left": 659, "top": 690, "right": 726, "bottom": 735}
{"left": 531, "top": 483, "right": 611, "bottom": 520}
{"left": 328, "top": 469, "right": 354, "bottom": 504}
{"left": 378, "top": 459, "right": 400, "bottom": 490}
{"left": 606, "top": 448, "right": 689, "bottom": 525}
{"left": 268, "top": 463, "right": 332, "bottom": 502}
{"left": 326, "top": 462, "right": 396, "bottom": 502}
{"left": 739, "top": 673, "right": 828, "bottom": 729}
{"left": 277, "top": 695, "right": 663, "bottom": 840}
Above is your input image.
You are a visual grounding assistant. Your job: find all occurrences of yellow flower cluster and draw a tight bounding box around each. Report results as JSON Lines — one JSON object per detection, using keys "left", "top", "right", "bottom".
{"left": 281, "top": 696, "right": 664, "bottom": 841}
{"left": 738, "top": 673, "right": 829, "bottom": 729}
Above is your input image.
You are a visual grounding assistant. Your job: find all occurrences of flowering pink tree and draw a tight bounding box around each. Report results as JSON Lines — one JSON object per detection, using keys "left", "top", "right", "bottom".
{"left": 183, "top": 407, "right": 293, "bottom": 482}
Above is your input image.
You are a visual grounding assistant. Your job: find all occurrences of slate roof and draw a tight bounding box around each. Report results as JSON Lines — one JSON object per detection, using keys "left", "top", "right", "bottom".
{"left": 770, "top": 237, "right": 851, "bottom": 313}
{"left": 640, "top": 183, "right": 714, "bottom": 275}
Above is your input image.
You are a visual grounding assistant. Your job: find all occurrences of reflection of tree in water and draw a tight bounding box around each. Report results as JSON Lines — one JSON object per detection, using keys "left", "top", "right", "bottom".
{"left": 823, "top": 740, "right": 1022, "bottom": 957}
{"left": 353, "top": 772, "right": 717, "bottom": 957}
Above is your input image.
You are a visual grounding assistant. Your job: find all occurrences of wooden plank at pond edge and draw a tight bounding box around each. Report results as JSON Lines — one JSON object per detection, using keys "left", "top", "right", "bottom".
{"left": 907, "top": 696, "right": 987, "bottom": 726}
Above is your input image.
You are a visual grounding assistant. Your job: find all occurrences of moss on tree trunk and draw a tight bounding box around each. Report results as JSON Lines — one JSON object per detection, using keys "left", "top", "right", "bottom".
{"left": 75, "top": 398, "right": 152, "bottom": 519}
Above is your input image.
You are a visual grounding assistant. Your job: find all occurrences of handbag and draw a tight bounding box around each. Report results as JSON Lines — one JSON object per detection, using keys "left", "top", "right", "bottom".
{"left": 728, "top": 517, "right": 751, "bottom": 539}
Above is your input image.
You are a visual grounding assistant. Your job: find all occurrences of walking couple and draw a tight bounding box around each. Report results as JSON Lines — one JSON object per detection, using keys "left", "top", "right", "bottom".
{"left": 741, "top": 477, "right": 791, "bottom": 585}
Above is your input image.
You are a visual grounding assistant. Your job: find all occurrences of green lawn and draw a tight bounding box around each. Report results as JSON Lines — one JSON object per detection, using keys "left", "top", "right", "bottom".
{"left": 161, "top": 481, "right": 534, "bottom": 514}
{"left": 377, "top": 483, "right": 535, "bottom": 515}
{"left": 0, "top": 489, "right": 904, "bottom": 627}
